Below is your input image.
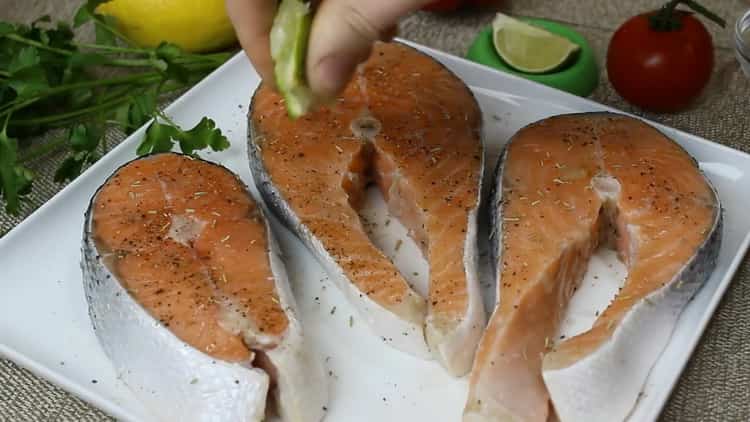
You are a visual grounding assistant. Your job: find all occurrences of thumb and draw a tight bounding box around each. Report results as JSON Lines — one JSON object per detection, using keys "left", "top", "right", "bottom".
{"left": 306, "top": 0, "right": 429, "bottom": 99}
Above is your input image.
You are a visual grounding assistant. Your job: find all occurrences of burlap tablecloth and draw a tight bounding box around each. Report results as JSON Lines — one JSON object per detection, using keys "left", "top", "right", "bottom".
{"left": 1, "top": 0, "right": 749, "bottom": 420}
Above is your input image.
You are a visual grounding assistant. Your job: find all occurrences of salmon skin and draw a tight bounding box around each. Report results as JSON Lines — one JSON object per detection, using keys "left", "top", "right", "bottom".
{"left": 465, "top": 113, "right": 722, "bottom": 422}
{"left": 248, "top": 41, "right": 487, "bottom": 376}
{"left": 81, "top": 152, "right": 327, "bottom": 422}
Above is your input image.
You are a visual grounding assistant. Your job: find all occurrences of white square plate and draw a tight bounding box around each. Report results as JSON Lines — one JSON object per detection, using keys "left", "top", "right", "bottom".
{"left": 1, "top": 40, "right": 749, "bottom": 422}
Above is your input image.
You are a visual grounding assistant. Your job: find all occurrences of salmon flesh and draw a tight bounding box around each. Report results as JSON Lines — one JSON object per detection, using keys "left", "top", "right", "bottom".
{"left": 464, "top": 113, "right": 722, "bottom": 422}
{"left": 81, "top": 153, "right": 327, "bottom": 422}
{"left": 248, "top": 41, "right": 487, "bottom": 376}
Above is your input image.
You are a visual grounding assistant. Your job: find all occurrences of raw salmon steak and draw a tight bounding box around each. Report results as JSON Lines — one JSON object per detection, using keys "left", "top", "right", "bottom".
{"left": 248, "top": 41, "right": 486, "bottom": 376}
{"left": 464, "top": 113, "right": 722, "bottom": 422}
{"left": 81, "top": 153, "right": 327, "bottom": 422}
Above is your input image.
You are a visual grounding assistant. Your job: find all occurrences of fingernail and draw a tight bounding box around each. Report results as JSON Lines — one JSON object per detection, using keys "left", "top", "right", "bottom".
{"left": 312, "top": 54, "right": 358, "bottom": 99}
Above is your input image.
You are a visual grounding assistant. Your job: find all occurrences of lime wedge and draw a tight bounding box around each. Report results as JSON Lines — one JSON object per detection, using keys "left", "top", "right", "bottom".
{"left": 270, "top": 0, "right": 313, "bottom": 118}
{"left": 491, "top": 13, "right": 580, "bottom": 74}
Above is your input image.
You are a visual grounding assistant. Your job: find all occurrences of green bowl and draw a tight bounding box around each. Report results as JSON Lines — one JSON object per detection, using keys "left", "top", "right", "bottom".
{"left": 466, "top": 18, "right": 599, "bottom": 97}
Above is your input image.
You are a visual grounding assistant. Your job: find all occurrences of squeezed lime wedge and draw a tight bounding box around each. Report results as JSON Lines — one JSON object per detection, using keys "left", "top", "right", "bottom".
{"left": 270, "top": 0, "right": 313, "bottom": 118}
{"left": 491, "top": 13, "right": 580, "bottom": 74}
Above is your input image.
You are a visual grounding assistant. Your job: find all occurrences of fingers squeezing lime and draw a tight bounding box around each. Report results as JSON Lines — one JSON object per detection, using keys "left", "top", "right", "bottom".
{"left": 270, "top": 0, "right": 314, "bottom": 119}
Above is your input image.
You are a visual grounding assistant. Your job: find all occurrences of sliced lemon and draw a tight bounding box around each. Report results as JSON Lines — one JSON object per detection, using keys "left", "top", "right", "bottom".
{"left": 270, "top": 0, "right": 314, "bottom": 119}
{"left": 491, "top": 13, "right": 580, "bottom": 74}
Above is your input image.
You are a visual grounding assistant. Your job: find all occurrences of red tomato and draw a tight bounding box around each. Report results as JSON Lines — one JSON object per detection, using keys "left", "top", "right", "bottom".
{"left": 422, "top": 0, "right": 462, "bottom": 12}
{"left": 607, "top": 11, "right": 714, "bottom": 112}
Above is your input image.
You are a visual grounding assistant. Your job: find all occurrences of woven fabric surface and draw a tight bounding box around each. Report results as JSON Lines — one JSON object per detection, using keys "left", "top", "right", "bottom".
{"left": 1, "top": 0, "right": 749, "bottom": 421}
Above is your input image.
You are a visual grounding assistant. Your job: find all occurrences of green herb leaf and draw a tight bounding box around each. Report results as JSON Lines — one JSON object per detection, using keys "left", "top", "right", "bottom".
{"left": 14, "top": 165, "right": 34, "bottom": 196}
{"left": 6, "top": 47, "right": 49, "bottom": 97}
{"left": 73, "top": 0, "right": 109, "bottom": 28}
{"left": 28, "top": 16, "right": 53, "bottom": 46}
{"left": 54, "top": 154, "right": 100, "bottom": 183}
{"left": 127, "top": 90, "right": 157, "bottom": 133}
{"left": 54, "top": 150, "right": 99, "bottom": 183}
{"left": 0, "top": 22, "right": 16, "bottom": 37}
{"left": 54, "top": 154, "right": 85, "bottom": 183}
{"left": 24, "top": 19, "right": 74, "bottom": 51}
{"left": 54, "top": 123, "right": 102, "bottom": 182}
{"left": 113, "top": 102, "right": 131, "bottom": 130}
{"left": 8, "top": 68, "right": 48, "bottom": 98}
{"left": 0, "top": 129, "right": 20, "bottom": 212}
{"left": 94, "top": 16, "right": 117, "bottom": 46}
{"left": 0, "top": 128, "right": 33, "bottom": 213}
{"left": 69, "top": 87, "right": 93, "bottom": 108}
{"left": 177, "top": 117, "right": 230, "bottom": 155}
{"left": 154, "top": 42, "right": 189, "bottom": 83}
{"left": 136, "top": 120, "right": 178, "bottom": 156}
{"left": 0, "top": 86, "right": 12, "bottom": 108}
{"left": 69, "top": 123, "right": 99, "bottom": 152}
{"left": 73, "top": 6, "right": 93, "bottom": 28}
{"left": 8, "top": 46, "right": 40, "bottom": 73}
{"left": 11, "top": 24, "right": 31, "bottom": 38}
{"left": 163, "top": 61, "right": 189, "bottom": 83}
{"left": 47, "top": 23, "right": 75, "bottom": 49}
{"left": 38, "top": 30, "right": 50, "bottom": 46}
{"left": 155, "top": 42, "right": 183, "bottom": 62}
{"left": 136, "top": 116, "right": 229, "bottom": 157}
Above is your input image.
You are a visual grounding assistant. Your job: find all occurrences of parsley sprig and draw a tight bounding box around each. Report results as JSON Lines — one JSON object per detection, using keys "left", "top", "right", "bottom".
{"left": 137, "top": 112, "right": 230, "bottom": 157}
{"left": 0, "top": 1, "right": 236, "bottom": 215}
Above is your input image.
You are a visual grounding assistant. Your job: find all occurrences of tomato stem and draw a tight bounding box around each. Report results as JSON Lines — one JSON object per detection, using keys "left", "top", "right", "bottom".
{"left": 650, "top": 0, "right": 726, "bottom": 31}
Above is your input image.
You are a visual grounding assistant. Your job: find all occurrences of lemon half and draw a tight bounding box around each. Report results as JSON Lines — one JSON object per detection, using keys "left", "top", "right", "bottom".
{"left": 491, "top": 13, "right": 580, "bottom": 74}
{"left": 96, "top": 0, "right": 237, "bottom": 53}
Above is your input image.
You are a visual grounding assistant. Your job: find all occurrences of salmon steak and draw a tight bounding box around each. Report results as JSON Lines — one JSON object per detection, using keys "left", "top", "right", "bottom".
{"left": 464, "top": 113, "right": 722, "bottom": 422}
{"left": 81, "top": 153, "right": 327, "bottom": 422}
{"left": 248, "top": 41, "right": 486, "bottom": 376}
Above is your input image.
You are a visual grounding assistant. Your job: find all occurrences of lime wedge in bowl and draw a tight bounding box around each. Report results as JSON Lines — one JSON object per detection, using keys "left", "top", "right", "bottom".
{"left": 270, "top": 0, "right": 313, "bottom": 118}
{"left": 491, "top": 13, "right": 580, "bottom": 74}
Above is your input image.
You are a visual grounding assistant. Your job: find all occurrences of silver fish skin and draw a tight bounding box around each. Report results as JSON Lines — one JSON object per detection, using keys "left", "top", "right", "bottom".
{"left": 81, "top": 153, "right": 328, "bottom": 422}
{"left": 466, "top": 112, "right": 722, "bottom": 422}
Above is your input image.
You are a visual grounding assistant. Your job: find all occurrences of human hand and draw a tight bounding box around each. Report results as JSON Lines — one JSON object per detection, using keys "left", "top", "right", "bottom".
{"left": 226, "top": 0, "right": 430, "bottom": 100}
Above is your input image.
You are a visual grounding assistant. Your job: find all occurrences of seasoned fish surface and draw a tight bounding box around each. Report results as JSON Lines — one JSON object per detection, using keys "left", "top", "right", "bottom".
{"left": 465, "top": 113, "right": 721, "bottom": 422}
{"left": 249, "top": 41, "right": 486, "bottom": 376}
{"left": 82, "top": 153, "right": 327, "bottom": 422}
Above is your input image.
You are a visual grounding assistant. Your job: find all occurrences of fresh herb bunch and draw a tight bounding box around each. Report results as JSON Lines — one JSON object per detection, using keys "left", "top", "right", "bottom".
{"left": 0, "top": 0, "right": 236, "bottom": 215}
